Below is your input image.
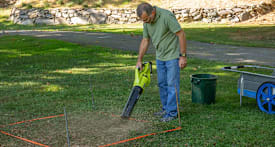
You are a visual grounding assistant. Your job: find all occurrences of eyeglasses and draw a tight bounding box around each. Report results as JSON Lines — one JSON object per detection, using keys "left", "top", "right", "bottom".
{"left": 139, "top": 13, "right": 153, "bottom": 23}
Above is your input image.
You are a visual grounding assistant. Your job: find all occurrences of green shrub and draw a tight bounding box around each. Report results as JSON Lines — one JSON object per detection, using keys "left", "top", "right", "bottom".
{"left": 43, "top": 0, "right": 50, "bottom": 8}
{"left": 22, "top": 3, "right": 33, "bottom": 9}
{"left": 94, "top": 0, "right": 103, "bottom": 8}
{"left": 83, "top": 4, "right": 89, "bottom": 8}
{"left": 75, "top": 0, "right": 84, "bottom": 5}
{"left": 56, "top": 0, "right": 64, "bottom": 5}
{"left": 66, "top": 2, "right": 74, "bottom": 7}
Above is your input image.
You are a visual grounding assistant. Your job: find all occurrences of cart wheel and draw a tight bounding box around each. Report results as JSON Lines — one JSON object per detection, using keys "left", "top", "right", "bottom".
{"left": 256, "top": 82, "right": 275, "bottom": 114}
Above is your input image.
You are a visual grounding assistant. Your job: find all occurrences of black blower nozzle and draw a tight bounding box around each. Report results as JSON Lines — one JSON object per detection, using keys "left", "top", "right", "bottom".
{"left": 121, "top": 86, "right": 143, "bottom": 118}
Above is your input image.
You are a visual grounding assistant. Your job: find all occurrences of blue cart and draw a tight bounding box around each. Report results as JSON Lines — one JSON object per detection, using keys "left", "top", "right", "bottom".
{"left": 222, "top": 65, "right": 275, "bottom": 114}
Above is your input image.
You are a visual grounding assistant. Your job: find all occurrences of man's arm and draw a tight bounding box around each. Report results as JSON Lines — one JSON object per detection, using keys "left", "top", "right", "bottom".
{"left": 176, "top": 29, "right": 187, "bottom": 69}
{"left": 136, "top": 38, "right": 150, "bottom": 69}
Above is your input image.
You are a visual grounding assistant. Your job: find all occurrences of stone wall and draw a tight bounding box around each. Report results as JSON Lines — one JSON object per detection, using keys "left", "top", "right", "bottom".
{"left": 10, "top": 2, "right": 274, "bottom": 25}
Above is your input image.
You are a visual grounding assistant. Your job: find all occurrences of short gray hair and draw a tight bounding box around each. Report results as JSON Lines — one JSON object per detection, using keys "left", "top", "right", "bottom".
{"left": 136, "top": 3, "right": 153, "bottom": 18}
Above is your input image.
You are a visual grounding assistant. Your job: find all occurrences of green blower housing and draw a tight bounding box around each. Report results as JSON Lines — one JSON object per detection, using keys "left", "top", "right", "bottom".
{"left": 121, "top": 62, "right": 152, "bottom": 118}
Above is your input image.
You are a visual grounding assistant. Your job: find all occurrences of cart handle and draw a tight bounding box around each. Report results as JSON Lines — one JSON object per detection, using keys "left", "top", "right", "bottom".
{"left": 223, "top": 65, "right": 275, "bottom": 70}
{"left": 223, "top": 66, "right": 245, "bottom": 69}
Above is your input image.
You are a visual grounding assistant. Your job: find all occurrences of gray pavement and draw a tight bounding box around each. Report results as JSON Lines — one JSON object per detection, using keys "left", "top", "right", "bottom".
{"left": 1, "top": 30, "right": 275, "bottom": 67}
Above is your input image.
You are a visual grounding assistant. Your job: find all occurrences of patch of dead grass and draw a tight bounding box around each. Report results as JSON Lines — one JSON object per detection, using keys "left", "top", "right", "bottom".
{"left": 228, "top": 26, "right": 275, "bottom": 41}
{"left": 1, "top": 111, "right": 151, "bottom": 146}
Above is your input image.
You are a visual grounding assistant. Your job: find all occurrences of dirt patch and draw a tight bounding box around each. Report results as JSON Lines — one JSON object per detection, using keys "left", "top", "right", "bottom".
{"left": 0, "top": 111, "right": 151, "bottom": 146}
{"left": 229, "top": 30, "right": 275, "bottom": 41}
{"left": 68, "top": 111, "right": 150, "bottom": 146}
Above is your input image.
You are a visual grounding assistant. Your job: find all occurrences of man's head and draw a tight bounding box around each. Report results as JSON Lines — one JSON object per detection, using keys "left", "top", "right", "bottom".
{"left": 136, "top": 3, "right": 156, "bottom": 23}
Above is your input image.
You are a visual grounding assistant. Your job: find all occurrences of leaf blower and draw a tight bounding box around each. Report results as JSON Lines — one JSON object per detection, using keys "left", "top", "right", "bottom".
{"left": 121, "top": 62, "right": 152, "bottom": 118}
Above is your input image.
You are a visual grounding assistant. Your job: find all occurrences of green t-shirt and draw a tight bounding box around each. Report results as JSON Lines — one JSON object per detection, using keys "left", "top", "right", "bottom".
{"left": 143, "top": 6, "right": 182, "bottom": 61}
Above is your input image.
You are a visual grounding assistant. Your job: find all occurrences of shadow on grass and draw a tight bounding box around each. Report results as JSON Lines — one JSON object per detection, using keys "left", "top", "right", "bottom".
{"left": 1, "top": 19, "right": 274, "bottom": 48}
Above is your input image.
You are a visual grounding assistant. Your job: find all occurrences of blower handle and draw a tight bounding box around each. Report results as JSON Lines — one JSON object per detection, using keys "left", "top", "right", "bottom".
{"left": 149, "top": 61, "right": 152, "bottom": 74}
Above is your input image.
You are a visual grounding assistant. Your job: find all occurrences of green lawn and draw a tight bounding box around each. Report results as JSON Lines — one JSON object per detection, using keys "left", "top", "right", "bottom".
{"left": 0, "top": 35, "right": 274, "bottom": 146}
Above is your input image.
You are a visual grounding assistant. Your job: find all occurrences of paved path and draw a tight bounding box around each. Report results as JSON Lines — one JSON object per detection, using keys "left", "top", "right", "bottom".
{"left": 1, "top": 30, "right": 275, "bottom": 67}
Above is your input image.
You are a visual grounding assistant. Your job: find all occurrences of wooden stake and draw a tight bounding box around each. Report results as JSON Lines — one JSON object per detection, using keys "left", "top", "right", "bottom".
{"left": 175, "top": 85, "right": 181, "bottom": 127}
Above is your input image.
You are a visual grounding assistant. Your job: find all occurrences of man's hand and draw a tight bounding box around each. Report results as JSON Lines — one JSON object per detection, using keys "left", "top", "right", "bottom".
{"left": 136, "top": 61, "right": 143, "bottom": 70}
{"left": 179, "top": 57, "right": 187, "bottom": 69}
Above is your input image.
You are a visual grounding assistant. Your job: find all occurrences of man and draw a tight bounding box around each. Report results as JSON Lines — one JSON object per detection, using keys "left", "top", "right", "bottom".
{"left": 136, "top": 3, "right": 187, "bottom": 122}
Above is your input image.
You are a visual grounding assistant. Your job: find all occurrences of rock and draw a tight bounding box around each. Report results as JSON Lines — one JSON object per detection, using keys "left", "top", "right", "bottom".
{"left": 202, "top": 18, "right": 212, "bottom": 23}
{"left": 19, "top": 15, "right": 29, "bottom": 19}
{"left": 82, "top": 11, "right": 90, "bottom": 16}
{"left": 190, "top": 8, "right": 197, "bottom": 14}
{"left": 44, "top": 10, "right": 50, "bottom": 14}
{"left": 12, "top": 17, "right": 21, "bottom": 24}
{"left": 193, "top": 14, "right": 202, "bottom": 21}
{"left": 29, "top": 13, "right": 38, "bottom": 19}
{"left": 68, "top": 9, "right": 76, "bottom": 13}
{"left": 14, "top": 9, "right": 20, "bottom": 14}
{"left": 69, "top": 13, "right": 74, "bottom": 17}
{"left": 90, "top": 13, "right": 107, "bottom": 24}
{"left": 221, "top": 18, "right": 230, "bottom": 23}
{"left": 35, "top": 18, "right": 55, "bottom": 25}
{"left": 231, "top": 16, "right": 240, "bottom": 23}
{"left": 28, "top": 10, "right": 39, "bottom": 18}
{"left": 111, "top": 14, "right": 121, "bottom": 19}
{"left": 128, "top": 18, "right": 137, "bottom": 23}
{"left": 112, "top": 10, "right": 118, "bottom": 15}
{"left": 130, "top": 14, "right": 137, "bottom": 18}
{"left": 105, "top": 10, "right": 112, "bottom": 16}
{"left": 232, "top": 8, "right": 243, "bottom": 14}
{"left": 56, "top": 12, "right": 62, "bottom": 17}
{"left": 182, "top": 12, "right": 189, "bottom": 18}
{"left": 9, "top": 15, "right": 15, "bottom": 21}
{"left": 54, "top": 17, "right": 70, "bottom": 25}
{"left": 239, "top": 12, "right": 251, "bottom": 21}
{"left": 175, "top": 14, "right": 181, "bottom": 19}
{"left": 181, "top": 9, "right": 189, "bottom": 14}
{"left": 208, "top": 11, "right": 218, "bottom": 17}
{"left": 218, "top": 10, "right": 233, "bottom": 17}
{"left": 18, "top": 19, "right": 34, "bottom": 25}
{"left": 11, "top": 7, "right": 16, "bottom": 14}
{"left": 71, "top": 17, "right": 90, "bottom": 25}
{"left": 180, "top": 16, "right": 191, "bottom": 22}
{"left": 19, "top": 11, "right": 26, "bottom": 15}
{"left": 260, "top": 1, "right": 267, "bottom": 5}
{"left": 191, "top": 11, "right": 200, "bottom": 17}
{"left": 260, "top": 4, "right": 272, "bottom": 10}
{"left": 215, "top": 17, "right": 221, "bottom": 22}
{"left": 98, "top": 9, "right": 104, "bottom": 13}
{"left": 120, "top": 17, "right": 128, "bottom": 21}
{"left": 62, "top": 13, "right": 69, "bottom": 18}
{"left": 256, "top": 7, "right": 268, "bottom": 14}
{"left": 50, "top": 10, "right": 56, "bottom": 14}
{"left": 125, "top": 10, "right": 132, "bottom": 14}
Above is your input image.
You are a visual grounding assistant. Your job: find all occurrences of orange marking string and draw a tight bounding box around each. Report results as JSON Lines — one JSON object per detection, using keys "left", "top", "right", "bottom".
{"left": 99, "top": 127, "right": 182, "bottom": 147}
{"left": 7, "top": 114, "right": 64, "bottom": 126}
{"left": 0, "top": 130, "right": 49, "bottom": 147}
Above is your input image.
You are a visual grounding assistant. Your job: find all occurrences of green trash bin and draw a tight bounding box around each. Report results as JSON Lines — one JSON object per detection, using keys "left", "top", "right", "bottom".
{"left": 191, "top": 74, "right": 217, "bottom": 104}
